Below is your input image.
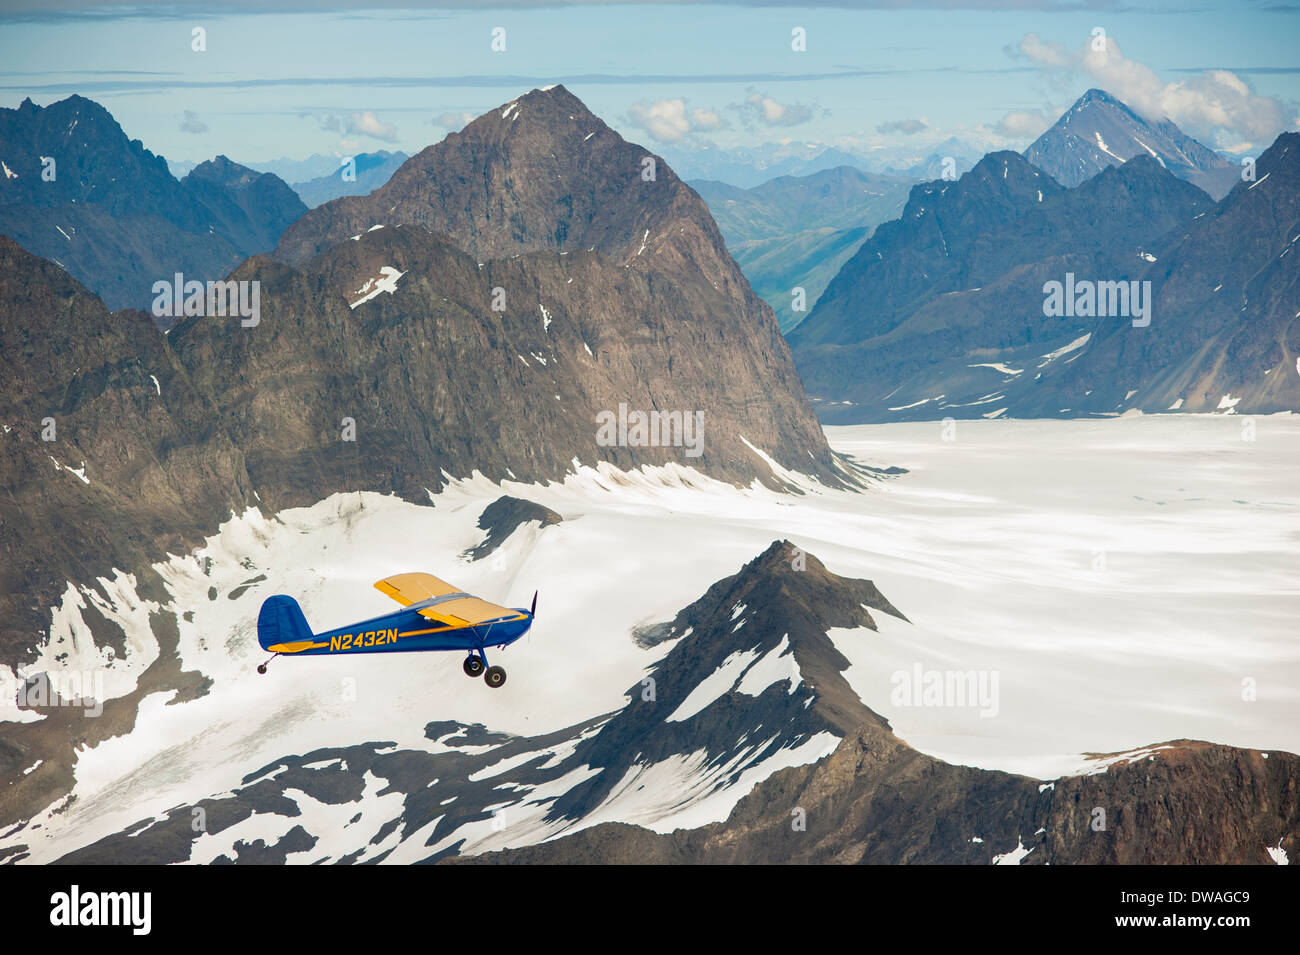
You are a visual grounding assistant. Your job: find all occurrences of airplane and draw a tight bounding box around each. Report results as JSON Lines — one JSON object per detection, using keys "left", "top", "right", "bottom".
{"left": 255, "top": 572, "right": 536, "bottom": 688}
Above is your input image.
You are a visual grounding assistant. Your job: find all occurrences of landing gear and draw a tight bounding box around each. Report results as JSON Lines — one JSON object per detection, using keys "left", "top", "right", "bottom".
{"left": 467, "top": 647, "right": 505, "bottom": 687}
{"left": 257, "top": 653, "right": 278, "bottom": 675}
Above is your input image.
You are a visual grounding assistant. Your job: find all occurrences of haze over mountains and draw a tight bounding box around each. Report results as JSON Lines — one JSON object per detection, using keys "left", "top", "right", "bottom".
{"left": 659, "top": 138, "right": 980, "bottom": 188}
{"left": 691, "top": 167, "right": 913, "bottom": 332}
{"left": 290, "top": 150, "right": 408, "bottom": 208}
{"left": 0, "top": 96, "right": 306, "bottom": 313}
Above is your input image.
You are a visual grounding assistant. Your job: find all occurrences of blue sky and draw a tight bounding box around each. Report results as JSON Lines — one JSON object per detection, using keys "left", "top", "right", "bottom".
{"left": 0, "top": 1, "right": 1296, "bottom": 168}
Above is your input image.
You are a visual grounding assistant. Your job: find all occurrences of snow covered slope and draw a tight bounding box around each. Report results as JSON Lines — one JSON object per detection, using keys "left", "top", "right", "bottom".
{"left": 3, "top": 415, "right": 1298, "bottom": 862}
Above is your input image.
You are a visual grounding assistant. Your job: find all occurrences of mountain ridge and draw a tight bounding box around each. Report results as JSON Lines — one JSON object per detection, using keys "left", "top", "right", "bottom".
{"left": 785, "top": 139, "right": 1290, "bottom": 423}
{"left": 0, "top": 96, "right": 306, "bottom": 312}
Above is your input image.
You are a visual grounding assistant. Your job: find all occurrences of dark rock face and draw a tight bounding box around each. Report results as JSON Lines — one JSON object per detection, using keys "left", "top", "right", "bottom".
{"left": 793, "top": 151, "right": 1069, "bottom": 351}
{"left": 277, "top": 86, "right": 740, "bottom": 286}
{"left": 1026, "top": 88, "right": 1239, "bottom": 199}
{"left": 462, "top": 730, "right": 1299, "bottom": 865}
{"left": 272, "top": 86, "right": 836, "bottom": 483}
{"left": 542, "top": 540, "right": 906, "bottom": 825}
{"left": 0, "top": 236, "right": 251, "bottom": 671}
{"left": 174, "top": 222, "right": 841, "bottom": 511}
{"left": 789, "top": 152, "right": 1213, "bottom": 422}
{"left": 0, "top": 96, "right": 306, "bottom": 312}
{"left": 1013, "top": 132, "right": 1300, "bottom": 417}
{"left": 180, "top": 155, "right": 308, "bottom": 260}
{"left": 464, "top": 496, "right": 562, "bottom": 561}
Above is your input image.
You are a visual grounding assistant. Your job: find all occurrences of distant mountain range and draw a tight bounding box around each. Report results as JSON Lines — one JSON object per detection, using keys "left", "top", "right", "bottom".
{"left": 880, "top": 137, "right": 982, "bottom": 181}
{"left": 691, "top": 167, "right": 914, "bottom": 331}
{"left": 290, "top": 150, "right": 408, "bottom": 208}
{"left": 659, "top": 141, "right": 874, "bottom": 188}
{"left": 1016, "top": 131, "right": 1300, "bottom": 418}
{"left": 659, "top": 138, "right": 980, "bottom": 189}
{"left": 0, "top": 96, "right": 305, "bottom": 313}
{"left": 241, "top": 153, "right": 353, "bottom": 183}
{"left": 790, "top": 127, "right": 1298, "bottom": 423}
{"left": 1026, "top": 88, "right": 1239, "bottom": 200}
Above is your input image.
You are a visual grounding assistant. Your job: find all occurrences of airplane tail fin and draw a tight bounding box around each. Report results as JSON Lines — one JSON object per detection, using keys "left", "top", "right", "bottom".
{"left": 257, "top": 595, "right": 314, "bottom": 651}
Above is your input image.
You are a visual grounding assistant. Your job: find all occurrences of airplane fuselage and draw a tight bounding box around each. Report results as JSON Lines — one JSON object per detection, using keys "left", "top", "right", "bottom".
{"left": 295, "top": 605, "right": 532, "bottom": 657}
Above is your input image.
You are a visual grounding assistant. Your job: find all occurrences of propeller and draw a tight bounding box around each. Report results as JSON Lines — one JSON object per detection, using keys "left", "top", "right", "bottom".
{"left": 530, "top": 590, "right": 538, "bottom": 617}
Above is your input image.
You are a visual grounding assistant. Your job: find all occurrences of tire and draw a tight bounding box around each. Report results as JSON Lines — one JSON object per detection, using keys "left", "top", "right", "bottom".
{"left": 463, "top": 656, "right": 485, "bottom": 677}
{"left": 484, "top": 666, "right": 507, "bottom": 688}
{"left": 257, "top": 664, "right": 267, "bottom": 675}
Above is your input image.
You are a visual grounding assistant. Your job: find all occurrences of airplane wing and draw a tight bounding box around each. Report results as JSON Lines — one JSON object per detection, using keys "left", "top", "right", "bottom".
{"left": 374, "top": 573, "right": 524, "bottom": 628}
{"left": 374, "top": 572, "right": 461, "bottom": 605}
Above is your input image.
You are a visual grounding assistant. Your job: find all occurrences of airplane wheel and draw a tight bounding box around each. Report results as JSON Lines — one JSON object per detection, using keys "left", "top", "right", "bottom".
{"left": 257, "top": 664, "right": 267, "bottom": 675}
{"left": 484, "top": 666, "right": 507, "bottom": 689}
{"left": 463, "top": 656, "right": 485, "bottom": 678}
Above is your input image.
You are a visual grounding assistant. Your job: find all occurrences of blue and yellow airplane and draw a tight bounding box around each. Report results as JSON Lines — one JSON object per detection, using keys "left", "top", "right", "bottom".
{"left": 255, "top": 572, "right": 536, "bottom": 688}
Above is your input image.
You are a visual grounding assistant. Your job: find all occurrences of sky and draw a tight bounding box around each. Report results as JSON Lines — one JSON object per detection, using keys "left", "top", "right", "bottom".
{"left": 0, "top": 0, "right": 1297, "bottom": 172}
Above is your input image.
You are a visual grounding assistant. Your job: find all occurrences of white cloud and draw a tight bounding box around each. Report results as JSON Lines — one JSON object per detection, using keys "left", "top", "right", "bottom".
{"left": 1017, "top": 32, "right": 1295, "bottom": 149}
{"left": 877, "top": 117, "right": 929, "bottom": 135}
{"left": 994, "top": 109, "right": 1051, "bottom": 139}
{"left": 432, "top": 110, "right": 475, "bottom": 132}
{"left": 739, "top": 92, "right": 814, "bottom": 129}
{"left": 690, "top": 107, "right": 726, "bottom": 132}
{"left": 625, "top": 97, "right": 728, "bottom": 143}
{"left": 315, "top": 111, "right": 399, "bottom": 143}
{"left": 349, "top": 111, "right": 398, "bottom": 142}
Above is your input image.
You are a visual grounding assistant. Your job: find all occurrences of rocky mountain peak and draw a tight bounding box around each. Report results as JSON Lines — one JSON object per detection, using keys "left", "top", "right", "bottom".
{"left": 1026, "top": 87, "right": 1237, "bottom": 198}
{"left": 186, "top": 154, "right": 253, "bottom": 185}
{"left": 274, "top": 86, "right": 751, "bottom": 300}
{"left": 0, "top": 93, "right": 176, "bottom": 212}
{"left": 703, "top": 539, "right": 905, "bottom": 630}
{"left": 1070, "top": 87, "right": 1133, "bottom": 116}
